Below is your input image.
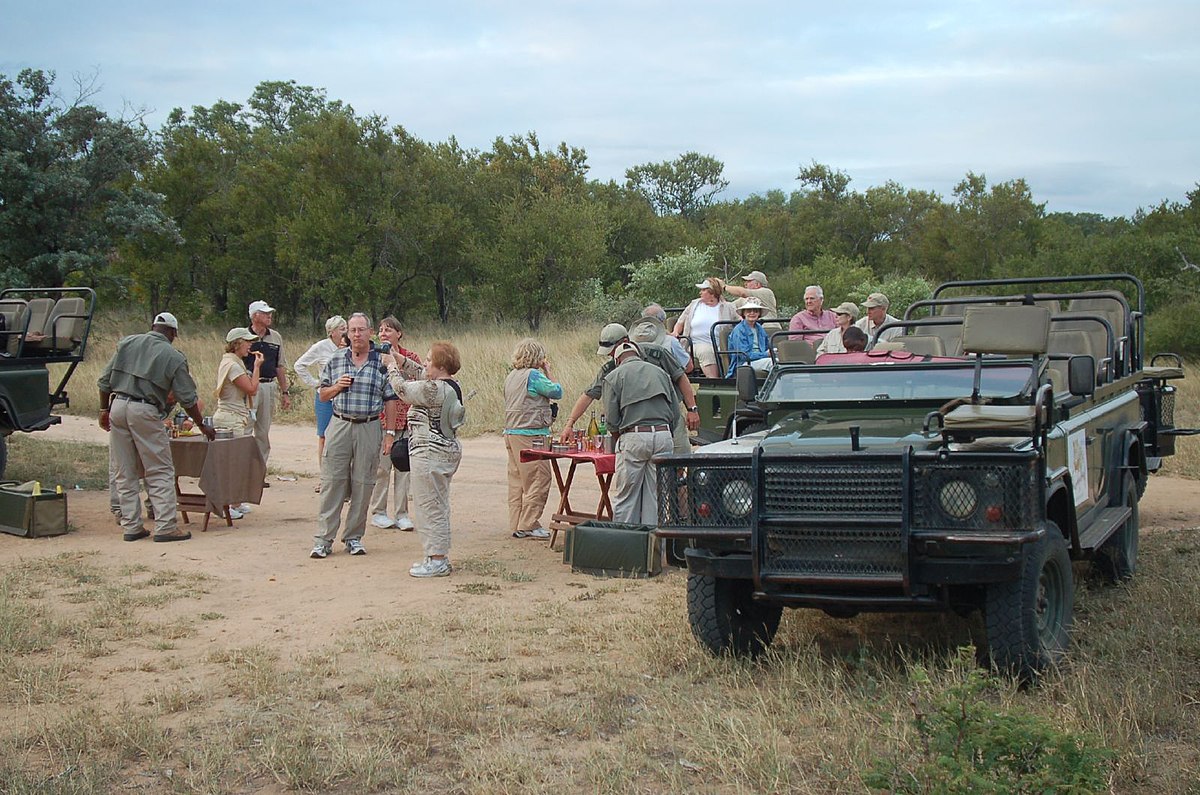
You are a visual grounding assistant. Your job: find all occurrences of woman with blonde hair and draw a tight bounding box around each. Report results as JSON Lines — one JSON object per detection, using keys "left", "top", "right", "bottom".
{"left": 503, "top": 338, "right": 563, "bottom": 540}
{"left": 294, "top": 315, "right": 348, "bottom": 485}
{"left": 213, "top": 327, "right": 263, "bottom": 519}
{"left": 387, "top": 341, "right": 466, "bottom": 577}
{"left": 671, "top": 277, "right": 739, "bottom": 377}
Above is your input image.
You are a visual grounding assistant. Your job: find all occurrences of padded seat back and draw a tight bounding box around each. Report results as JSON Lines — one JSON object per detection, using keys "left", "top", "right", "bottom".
{"left": 0, "top": 299, "right": 30, "bottom": 354}
{"left": 898, "top": 334, "right": 946, "bottom": 356}
{"left": 961, "top": 305, "right": 1051, "bottom": 356}
{"left": 28, "top": 297, "right": 87, "bottom": 352}
{"left": 776, "top": 339, "right": 816, "bottom": 363}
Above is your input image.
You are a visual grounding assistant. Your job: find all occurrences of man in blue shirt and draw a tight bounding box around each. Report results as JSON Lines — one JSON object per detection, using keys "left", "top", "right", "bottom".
{"left": 311, "top": 312, "right": 399, "bottom": 558}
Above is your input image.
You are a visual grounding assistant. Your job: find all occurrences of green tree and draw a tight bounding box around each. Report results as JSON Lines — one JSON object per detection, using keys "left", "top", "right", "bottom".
{"left": 625, "top": 152, "right": 729, "bottom": 220}
{"left": 0, "top": 68, "right": 177, "bottom": 289}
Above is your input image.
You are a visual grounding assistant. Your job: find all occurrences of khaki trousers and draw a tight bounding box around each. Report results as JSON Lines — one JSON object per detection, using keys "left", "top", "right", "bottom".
{"left": 411, "top": 448, "right": 460, "bottom": 557}
{"left": 504, "top": 434, "right": 552, "bottom": 534}
{"left": 314, "top": 417, "right": 381, "bottom": 546}
{"left": 369, "top": 440, "right": 411, "bottom": 519}
{"left": 611, "top": 429, "right": 673, "bottom": 525}
{"left": 109, "top": 399, "right": 178, "bottom": 536}
{"left": 251, "top": 380, "right": 278, "bottom": 467}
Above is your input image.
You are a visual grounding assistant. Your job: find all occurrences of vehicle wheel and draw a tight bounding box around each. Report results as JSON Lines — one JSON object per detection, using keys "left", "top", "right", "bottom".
{"left": 687, "top": 572, "right": 782, "bottom": 657}
{"left": 1095, "top": 477, "right": 1139, "bottom": 582}
{"left": 729, "top": 420, "right": 767, "bottom": 440}
{"left": 984, "top": 525, "right": 1074, "bottom": 679}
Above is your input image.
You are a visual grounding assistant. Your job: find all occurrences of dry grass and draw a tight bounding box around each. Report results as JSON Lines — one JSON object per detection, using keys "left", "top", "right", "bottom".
{"left": 2, "top": 534, "right": 1199, "bottom": 793}
{"left": 52, "top": 314, "right": 608, "bottom": 437}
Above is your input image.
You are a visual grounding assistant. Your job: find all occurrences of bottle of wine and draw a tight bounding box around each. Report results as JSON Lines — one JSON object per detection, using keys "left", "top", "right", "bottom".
{"left": 586, "top": 410, "right": 599, "bottom": 440}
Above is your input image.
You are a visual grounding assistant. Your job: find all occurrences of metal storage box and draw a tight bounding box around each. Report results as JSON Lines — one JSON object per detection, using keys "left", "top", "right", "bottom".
{"left": 0, "top": 482, "right": 68, "bottom": 538}
{"left": 563, "top": 520, "right": 662, "bottom": 578}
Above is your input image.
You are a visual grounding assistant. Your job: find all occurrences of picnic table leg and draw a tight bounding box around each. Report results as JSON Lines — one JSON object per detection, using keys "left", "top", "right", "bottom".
{"left": 596, "top": 472, "right": 614, "bottom": 520}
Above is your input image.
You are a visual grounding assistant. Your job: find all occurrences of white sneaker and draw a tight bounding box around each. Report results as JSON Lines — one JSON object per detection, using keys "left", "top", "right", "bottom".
{"left": 237, "top": 503, "right": 253, "bottom": 514}
{"left": 394, "top": 515, "right": 415, "bottom": 531}
{"left": 226, "top": 507, "right": 244, "bottom": 520}
{"left": 409, "top": 557, "right": 451, "bottom": 578}
{"left": 370, "top": 513, "right": 396, "bottom": 529}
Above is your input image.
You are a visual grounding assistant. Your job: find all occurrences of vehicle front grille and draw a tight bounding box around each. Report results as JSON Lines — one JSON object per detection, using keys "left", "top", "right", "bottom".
{"left": 657, "top": 461, "right": 752, "bottom": 528}
{"left": 911, "top": 459, "right": 1038, "bottom": 530}
{"left": 757, "top": 456, "right": 905, "bottom": 582}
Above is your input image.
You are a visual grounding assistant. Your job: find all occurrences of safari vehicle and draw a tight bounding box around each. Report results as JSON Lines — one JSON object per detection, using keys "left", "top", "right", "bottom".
{"left": 656, "top": 274, "right": 1191, "bottom": 677}
{"left": 0, "top": 288, "right": 97, "bottom": 477}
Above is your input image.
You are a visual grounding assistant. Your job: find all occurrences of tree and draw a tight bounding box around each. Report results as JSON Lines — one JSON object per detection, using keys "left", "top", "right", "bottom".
{"left": 625, "top": 152, "right": 729, "bottom": 220}
{"left": 0, "top": 68, "right": 177, "bottom": 289}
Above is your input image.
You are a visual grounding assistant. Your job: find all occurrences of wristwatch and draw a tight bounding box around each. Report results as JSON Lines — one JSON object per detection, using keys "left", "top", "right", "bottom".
{"left": 386, "top": 430, "right": 396, "bottom": 436}
{"left": 687, "top": 406, "right": 699, "bottom": 413}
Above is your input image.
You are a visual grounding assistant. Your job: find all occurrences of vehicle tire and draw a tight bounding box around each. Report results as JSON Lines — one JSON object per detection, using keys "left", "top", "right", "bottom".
{"left": 687, "top": 572, "right": 782, "bottom": 657}
{"left": 984, "top": 524, "right": 1074, "bottom": 679}
{"left": 729, "top": 420, "right": 767, "bottom": 440}
{"left": 1095, "top": 477, "right": 1139, "bottom": 582}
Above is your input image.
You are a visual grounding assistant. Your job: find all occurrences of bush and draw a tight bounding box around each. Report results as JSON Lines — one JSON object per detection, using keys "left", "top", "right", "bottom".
{"left": 848, "top": 272, "right": 935, "bottom": 318}
{"left": 865, "top": 650, "right": 1113, "bottom": 793}
{"left": 1146, "top": 300, "right": 1200, "bottom": 358}
{"left": 624, "top": 246, "right": 714, "bottom": 309}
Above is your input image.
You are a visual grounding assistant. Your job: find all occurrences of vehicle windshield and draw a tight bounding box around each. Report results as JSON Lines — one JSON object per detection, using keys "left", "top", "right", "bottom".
{"left": 762, "top": 362, "right": 1035, "bottom": 403}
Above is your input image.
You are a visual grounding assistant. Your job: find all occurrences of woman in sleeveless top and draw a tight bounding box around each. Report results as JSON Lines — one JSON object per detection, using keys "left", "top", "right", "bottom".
{"left": 213, "top": 327, "right": 262, "bottom": 433}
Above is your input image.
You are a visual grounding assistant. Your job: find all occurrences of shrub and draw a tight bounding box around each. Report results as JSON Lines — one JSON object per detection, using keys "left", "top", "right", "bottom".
{"left": 1146, "top": 300, "right": 1200, "bottom": 358}
{"left": 865, "top": 650, "right": 1113, "bottom": 793}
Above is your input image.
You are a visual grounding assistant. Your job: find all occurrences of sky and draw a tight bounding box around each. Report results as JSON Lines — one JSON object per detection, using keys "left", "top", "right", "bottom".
{"left": 3, "top": 1, "right": 1198, "bottom": 218}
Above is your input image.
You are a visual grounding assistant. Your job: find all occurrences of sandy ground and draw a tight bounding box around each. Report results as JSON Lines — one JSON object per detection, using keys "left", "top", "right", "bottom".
{"left": 3, "top": 414, "right": 1198, "bottom": 659}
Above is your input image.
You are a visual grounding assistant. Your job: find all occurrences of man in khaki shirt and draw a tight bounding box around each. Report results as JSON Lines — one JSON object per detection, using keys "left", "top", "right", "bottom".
{"left": 98, "top": 312, "right": 214, "bottom": 542}
{"left": 602, "top": 342, "right": 676, "bottom": 525}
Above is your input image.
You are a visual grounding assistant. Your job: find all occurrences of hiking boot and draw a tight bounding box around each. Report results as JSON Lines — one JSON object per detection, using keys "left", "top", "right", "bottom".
{"left": 310, "top": 544, "right": 331, "bottom": 559}
{"left": 123, "top": 529, "right": 150, "bottom": 542}
{"left": 346, "top": 539, "right": 367, "bottom": 556}
{"left": 370, "top": 513, "right": 396, "bottom": 529}
{"left": 409, "top": 557, "right": 451, "bottom": 578}
{"left": 153, "top": 531, "right": 192, "bottom": 543}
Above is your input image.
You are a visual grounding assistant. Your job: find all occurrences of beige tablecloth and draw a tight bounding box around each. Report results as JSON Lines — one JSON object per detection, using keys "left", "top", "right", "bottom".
{"left": 171, "top": 435, "right": 266, "bottom": 515}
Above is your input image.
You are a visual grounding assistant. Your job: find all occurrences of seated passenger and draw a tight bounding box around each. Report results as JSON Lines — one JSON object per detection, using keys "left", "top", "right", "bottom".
{"left": 843, "top": 327, "right": 867, "bottom": 352}
{"left": 816, "top": 302, "right": 860, "bottom": 355}
{"left": 725, "top": 297, "right": 771, "bottom": 377}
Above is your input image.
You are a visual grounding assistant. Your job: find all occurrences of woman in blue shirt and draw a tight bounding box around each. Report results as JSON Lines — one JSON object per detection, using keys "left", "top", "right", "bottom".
{"left": 726, "top": 297, "right": 772, "bottom": 377}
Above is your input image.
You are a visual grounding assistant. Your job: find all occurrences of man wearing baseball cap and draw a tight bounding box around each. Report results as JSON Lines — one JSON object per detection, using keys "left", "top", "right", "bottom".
{"left": 602, "top": 342, "right": 676, "bottom": 524}
{"left": 245, "top": 300, "right": 292, "bottom": 480}
{"left": 98, "top": 312, "right": 215, "bottom": 543}
{"left": 723, "top": 270, "right": 778, "bottom": 318}
{"left": 559, "top": 321, "right": 699, "bottom": 454}
{"left": 855, "top": 292, "right": 903, "bottom": 346}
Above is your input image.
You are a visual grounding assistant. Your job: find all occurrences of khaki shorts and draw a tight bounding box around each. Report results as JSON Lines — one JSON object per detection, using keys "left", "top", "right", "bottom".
{"left": 691, "top": 341, "right": 717, "bottom": 369}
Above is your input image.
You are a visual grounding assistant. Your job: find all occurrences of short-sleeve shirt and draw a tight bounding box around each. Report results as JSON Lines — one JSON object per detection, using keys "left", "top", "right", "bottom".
{"left": 319, "top": 348, "right": 397, "bottom": 418}
{"left": 789, "top": 309, "right": 838, "bottom": 342}
{"left": 585, "top": 342, "right": 684, "bottom": 401}
{"left": 245, "top": 328, "right": 287, "bottom": 381}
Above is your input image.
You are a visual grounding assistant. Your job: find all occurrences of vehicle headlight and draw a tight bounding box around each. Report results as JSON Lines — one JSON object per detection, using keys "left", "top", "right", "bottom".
{"left": 938, "top": 479, "right": 978, "bottom": 520}
{"left": 721, "top": 479, "right": 752, "bottom": 518}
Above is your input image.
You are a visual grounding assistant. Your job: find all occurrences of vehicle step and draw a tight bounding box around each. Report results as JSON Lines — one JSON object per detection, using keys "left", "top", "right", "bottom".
{"left": 1077, "top": 506, "right": 1131, "bottom": 551}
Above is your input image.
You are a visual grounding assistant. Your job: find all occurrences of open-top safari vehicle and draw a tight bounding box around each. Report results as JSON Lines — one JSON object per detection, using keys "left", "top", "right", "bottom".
{"left": 657, "top": 274, "right": 1191, "bottom": 676}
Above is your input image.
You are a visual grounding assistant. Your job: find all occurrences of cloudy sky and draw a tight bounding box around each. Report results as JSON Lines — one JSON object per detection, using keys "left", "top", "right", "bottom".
{"left": 3, "top": 1, "right": 1197, "bottom": 217}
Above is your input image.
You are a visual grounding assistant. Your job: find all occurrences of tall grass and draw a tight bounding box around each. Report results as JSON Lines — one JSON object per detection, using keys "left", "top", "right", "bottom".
{"left": 52, "top": 314, "right": 609, "bottom": 436}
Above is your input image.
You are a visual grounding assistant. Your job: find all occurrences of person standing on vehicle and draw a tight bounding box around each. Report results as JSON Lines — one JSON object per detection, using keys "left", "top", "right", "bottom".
{"left": 672, "top": 278, "right": 739, "bottom": 377}
{"left": 245, "top": 300, "right": 292, "bottom": 483}
{"left": 723, "top": 270, "right": 779, "bottom": 318}
{"left": 856, "top": 292, "right": 903, "bottom": 346}
{"left": 603, "top": 342, "right": 676, "bottom": 525}
{"left": 98, "top": 312, "right": 215, "bottom": 542}
{"left": 560, "top": 323, "right": 700, "bottom": 454}
{"left": 310, "top": 313, "right": 399, "bottom": 559}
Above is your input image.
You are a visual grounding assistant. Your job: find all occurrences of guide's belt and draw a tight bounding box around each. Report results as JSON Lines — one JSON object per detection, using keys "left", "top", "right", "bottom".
{"left": 621, "top": 424, "right": 670, "bottom": 433}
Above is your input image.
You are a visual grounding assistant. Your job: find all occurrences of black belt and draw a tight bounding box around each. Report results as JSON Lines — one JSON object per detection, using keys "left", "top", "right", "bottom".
{"left": 114, "top": 394, "right": 152, "bottom": 404}
{"left": 334, "top": 412, "right": 375, "bottom": 424}
{"left": 621, "top": 423, "right": 670, "bottom": 433}
{"left": 259, "top": 377, "right": 276, "bottom": 383}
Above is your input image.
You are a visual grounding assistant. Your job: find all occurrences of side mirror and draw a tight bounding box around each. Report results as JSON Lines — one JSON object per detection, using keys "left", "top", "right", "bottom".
{"left": 735, "top": 364, "right": 758, "bottom": 402}
{"left": 1068, "top": 355, "right": 1096, "bottom": 397}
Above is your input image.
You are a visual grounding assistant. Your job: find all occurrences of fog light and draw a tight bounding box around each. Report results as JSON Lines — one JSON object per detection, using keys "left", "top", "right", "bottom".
{"left": 698, "top": 502, "right": 712, "bottom": 518}
{"left": 722, "top": 480, "right": 752, "bottom": 518}
{"left": 985, "top": 505, "right": 1004, "bottom": 523}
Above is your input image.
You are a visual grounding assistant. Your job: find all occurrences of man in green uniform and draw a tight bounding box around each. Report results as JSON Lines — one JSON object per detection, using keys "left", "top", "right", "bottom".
{"left": 603, "top": 342, "right": 677, "bottom": 525}
{"left": 98, "top": 312, "right": 215, "bottom": 542}
{"left": 560, "top": 323, "right": 700, "bottom": 454}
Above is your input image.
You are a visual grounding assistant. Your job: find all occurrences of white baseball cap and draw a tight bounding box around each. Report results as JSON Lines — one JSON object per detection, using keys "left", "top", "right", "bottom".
{"left": 152, "top": 312, "right": 179, "bottom": 330}
{"left": 248, "top": 300, "right": 276, "bottom": 317}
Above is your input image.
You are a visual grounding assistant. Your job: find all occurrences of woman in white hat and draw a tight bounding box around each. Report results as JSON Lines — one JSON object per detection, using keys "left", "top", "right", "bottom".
{"left": 725, "top": 297, "right": 772, "bottom": 377}
{"left": 671, "top": 277, "right": 738, "bottom": 377}
{"left": 294, "top": 316, "right": 349, "bottom": 481}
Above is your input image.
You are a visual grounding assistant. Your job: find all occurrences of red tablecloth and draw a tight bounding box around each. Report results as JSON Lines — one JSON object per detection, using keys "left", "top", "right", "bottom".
{"left": 520, "top": 447, "right": 616, "bottom": 548}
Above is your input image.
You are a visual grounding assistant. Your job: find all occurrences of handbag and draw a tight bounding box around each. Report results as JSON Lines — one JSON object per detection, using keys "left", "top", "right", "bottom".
{"left": 389, "top": 435, "right": 410, "bottom": 472}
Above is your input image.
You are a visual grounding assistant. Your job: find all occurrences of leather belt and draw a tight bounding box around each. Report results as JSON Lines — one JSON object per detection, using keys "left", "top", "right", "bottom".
{"left": 334, "top": 412, "right": 375, "bottom": 424}
{"left": 114, "top": 394, "right": 152, "bottom": 404}
{"left": 621, "top": 423, "right": 670, "bottom": 433}
{"left": 259, "top": 377, "right": 275, "bottom": 383}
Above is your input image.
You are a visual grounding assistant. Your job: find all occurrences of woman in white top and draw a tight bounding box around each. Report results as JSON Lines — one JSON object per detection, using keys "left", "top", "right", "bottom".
{"left": 213, "top": 327, "right": 262, "bottom": 433}
{"left": 293, "top": 315, "right": 348, "bottom": 478}
{"left": 816, "top": 302, "right": 860, "bottom": 356}
{"left": 672, "top": 278, "right": 739, "bottom": 377}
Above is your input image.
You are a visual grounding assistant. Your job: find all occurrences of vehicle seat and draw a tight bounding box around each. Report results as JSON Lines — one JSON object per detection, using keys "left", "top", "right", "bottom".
{"left": 897, "top": 334, "right": 945, "bottom": 357}
{"left": 776, "top": 339, "right": 816, "bottom": 364}
{"left": 0, "top": 299, "right": 30, "bottom": 355}
{"left": 25, "top": 297, "right": 87, "bottom": 353}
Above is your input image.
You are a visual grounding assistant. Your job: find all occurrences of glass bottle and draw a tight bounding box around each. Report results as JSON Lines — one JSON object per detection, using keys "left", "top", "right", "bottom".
{"left": 586, "top": 410, "right": 600, "bottom": 441}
